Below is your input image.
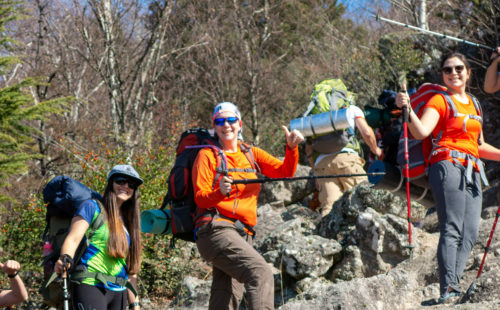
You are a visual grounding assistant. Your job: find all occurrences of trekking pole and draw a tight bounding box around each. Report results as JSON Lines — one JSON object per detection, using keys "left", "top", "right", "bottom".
{"left": 462, "top": 204, "right": 500, "bottom": 302}
{"left": 372, "top": 14, "right": 496, "bottom": 52}
{"left": 61, "top": 256, "right": 70, "bottom": 310}
{"left": 401, "top": 83, "right": 414, "bottom": 257}
{"left": 231, "top": 172, "right": 385, "bottom": 185}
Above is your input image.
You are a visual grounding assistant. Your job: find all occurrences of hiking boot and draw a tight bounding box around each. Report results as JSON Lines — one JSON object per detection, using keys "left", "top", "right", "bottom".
{"left": 437, "top": 290, "right": 461, "bottom": 304}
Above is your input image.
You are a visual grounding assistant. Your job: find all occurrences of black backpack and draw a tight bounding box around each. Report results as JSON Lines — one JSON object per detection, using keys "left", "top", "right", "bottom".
{"left": 161, "top": 128, "right": 259, "bottom": 242}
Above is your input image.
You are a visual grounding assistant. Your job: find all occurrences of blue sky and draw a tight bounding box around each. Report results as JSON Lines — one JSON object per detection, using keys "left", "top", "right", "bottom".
{"left": 339, "top": 0, "right": 391, "bottom": 22}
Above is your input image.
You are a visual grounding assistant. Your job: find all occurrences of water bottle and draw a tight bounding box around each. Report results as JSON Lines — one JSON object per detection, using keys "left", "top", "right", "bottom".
{"left": 43, "top": 241, "right": 54, "bottom": 278}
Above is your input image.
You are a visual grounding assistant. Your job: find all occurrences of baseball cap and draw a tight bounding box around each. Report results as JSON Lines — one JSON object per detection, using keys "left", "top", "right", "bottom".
{"left": 107, "top": 164, "right": 144, "bottom": 185}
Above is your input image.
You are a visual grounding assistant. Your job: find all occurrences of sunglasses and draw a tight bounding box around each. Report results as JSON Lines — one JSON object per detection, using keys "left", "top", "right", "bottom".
{"left": 214, "top": 116, "right": 239, "bottom": 126}
{"left": 442, "top": 65, "right": 465, "bottom": 75}
{"left": 113, "top": 177, "right": 138, "bottom": 189}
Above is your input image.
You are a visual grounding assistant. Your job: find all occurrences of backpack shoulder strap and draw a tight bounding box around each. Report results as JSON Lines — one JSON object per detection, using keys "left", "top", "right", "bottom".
{"left": 467, "top": 93, "right": 484, "bottom": 145}
{"left": 88, "top": 200, "right": 105, "bottom": 241}
{"left": 437, "top": 91, "right": 457, "bottom": 117}
{"left": 240, "top": 143, "right": 261, "bottom": 174}
{"left": 426, "top": 91, "right": 453, "bottom": 158}
{"left": 468, "top": 93, "right": 483, "bottom": 117}
{"left": 72, "top": 200, "right": 105, "bottom": 266}
{"left": 204, "top": 144, "right": 228, "bottom": 190}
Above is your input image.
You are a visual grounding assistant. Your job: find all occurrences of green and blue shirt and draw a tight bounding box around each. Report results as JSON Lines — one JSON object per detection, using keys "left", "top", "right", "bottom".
{"left": 76, "top": 200, "right": 130, "bottom": 291}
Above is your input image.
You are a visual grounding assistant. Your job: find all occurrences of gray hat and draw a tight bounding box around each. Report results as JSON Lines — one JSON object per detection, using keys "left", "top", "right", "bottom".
{"left": 108, "top": 164, "right": 144, "bottom": 185}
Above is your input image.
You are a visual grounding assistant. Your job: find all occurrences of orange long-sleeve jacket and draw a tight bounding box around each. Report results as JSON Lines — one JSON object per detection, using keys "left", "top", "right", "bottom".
{"left": 192, "top": 144, "right": 299, "bottom": 227}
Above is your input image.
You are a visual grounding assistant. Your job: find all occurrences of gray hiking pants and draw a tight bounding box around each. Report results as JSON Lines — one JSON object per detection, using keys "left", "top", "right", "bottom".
{"left": 429, "top": 160, "right": 482, "bottom": 295}
{"left": 196, "top": 220, "right": 274, "bottom": 310}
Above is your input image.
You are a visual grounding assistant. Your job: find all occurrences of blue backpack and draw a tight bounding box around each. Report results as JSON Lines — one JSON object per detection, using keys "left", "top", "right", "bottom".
{"left": 40, "top": 176, "right": 104, "bottom": 308}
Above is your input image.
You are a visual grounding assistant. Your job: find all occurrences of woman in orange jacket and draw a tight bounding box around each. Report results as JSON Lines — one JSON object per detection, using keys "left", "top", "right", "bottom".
{"left": 192, "top": 102, "right": 304, "bottom": 310}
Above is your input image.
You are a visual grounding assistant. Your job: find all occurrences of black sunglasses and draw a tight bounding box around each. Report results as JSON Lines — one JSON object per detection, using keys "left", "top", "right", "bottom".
{"left": 113, "top": 177, "right": 138, "bottom": 189}
{"left": 214, "top": 116, "right": 239, "bottom": 126}
{"left": 442, "top": 65, "right": 465, "bottom": 75}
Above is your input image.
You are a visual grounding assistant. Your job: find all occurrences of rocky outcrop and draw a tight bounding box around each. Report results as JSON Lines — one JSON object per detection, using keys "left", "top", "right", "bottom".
{"left": 164, "top": 164, "right": 500, "bottom": 310}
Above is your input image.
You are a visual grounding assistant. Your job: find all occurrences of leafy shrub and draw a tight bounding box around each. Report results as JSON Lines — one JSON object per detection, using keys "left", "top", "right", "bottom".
{"left": 0, "top": 136, "right": 209, "bottom": 306}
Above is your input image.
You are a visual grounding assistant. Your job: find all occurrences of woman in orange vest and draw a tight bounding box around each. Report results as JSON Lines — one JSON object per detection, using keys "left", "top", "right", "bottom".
{"left": 396, "top": 52, "right": 500, "bottom": 304}
{"left": 192, "top": 102, "right": 304, "bottom": 310}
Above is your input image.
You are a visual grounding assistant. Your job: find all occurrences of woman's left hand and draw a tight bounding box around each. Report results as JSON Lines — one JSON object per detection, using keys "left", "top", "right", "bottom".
{"left": 395, "top": 91, "right": 410, "bottom": 109}
{"left": 282, "top": 126, "right": 304, "bottom": 149}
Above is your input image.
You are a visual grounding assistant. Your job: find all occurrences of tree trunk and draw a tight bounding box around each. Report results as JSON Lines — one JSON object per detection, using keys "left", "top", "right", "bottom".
{"left": 418, "top": 0, "right": 428, "bottom": 30}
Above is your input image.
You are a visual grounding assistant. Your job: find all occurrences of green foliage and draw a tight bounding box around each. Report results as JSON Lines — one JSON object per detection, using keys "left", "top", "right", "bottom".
{"left": 0, "top": 128, "right": 209, "bottom": 304}
{"left": 0, "top": 195, "right": 46, "bottom": 308}
{"left": 376, "top": 34, "right": 425, "bottom": 90}
{"left": 0, "top": 1, "right": 65, "bottom": 202}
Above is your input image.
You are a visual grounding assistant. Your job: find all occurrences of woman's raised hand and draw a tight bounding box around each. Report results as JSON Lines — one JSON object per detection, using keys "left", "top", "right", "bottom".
{"left": 282, "top": 126, "right": 304, "bottom": 149}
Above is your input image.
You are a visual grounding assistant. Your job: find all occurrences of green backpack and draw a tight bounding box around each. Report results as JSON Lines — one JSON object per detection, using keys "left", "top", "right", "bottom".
{"left": 303, "top": 79, "right": 360, "bottom": 155}
{"left": 303, "top": 78, "right": 356, "bottom": 116}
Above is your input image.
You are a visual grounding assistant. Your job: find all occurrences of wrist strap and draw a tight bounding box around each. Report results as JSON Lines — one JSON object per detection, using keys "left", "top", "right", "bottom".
{"left": 129, "top": 301, "right": 141, "bottom": 309}
{"left": 7, "top": 271, "right": 18, "bottom": 278}
{"left": 60, "top": 254, "right": 74, "bottom": 270}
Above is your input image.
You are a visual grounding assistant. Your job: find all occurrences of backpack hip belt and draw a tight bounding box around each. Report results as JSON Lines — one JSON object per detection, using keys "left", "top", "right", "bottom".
{"left": 44, "top": 267, "right": 138, "bottom": 297}
{"left": 195, "top": 211, "right": 256, "bottom": 238}
{"left": 449, "top": 150, "right": 488, "bottom": 187}
{"left": 432, "top": 149, "right": 488, "bottom": 186}
{"left": 71, "top": 269, "right": 137, "bottom": 296}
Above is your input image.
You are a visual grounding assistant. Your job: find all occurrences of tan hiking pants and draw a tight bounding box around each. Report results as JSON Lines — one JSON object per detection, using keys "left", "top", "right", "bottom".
{"left": 314, "top": 152, "right": 367, "bottom": 216}
{"left": 196, "top": 220, "right": 274, "bottom": 310}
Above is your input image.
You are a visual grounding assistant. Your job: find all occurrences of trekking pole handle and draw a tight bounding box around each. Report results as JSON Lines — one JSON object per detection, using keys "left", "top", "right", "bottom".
{"left": 400, "top": 83, "right": 410, "bottom": 123}
{"left": 231, "top": 172, "right": 385, "bottom": 185}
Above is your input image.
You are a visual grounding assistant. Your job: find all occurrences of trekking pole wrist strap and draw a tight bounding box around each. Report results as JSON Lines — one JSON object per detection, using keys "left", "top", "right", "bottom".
{"left": 60, "top": 254, "right": 74, "bottom": 269}
{"left": 129, "top": 301, "right": 141, "bottom": 309}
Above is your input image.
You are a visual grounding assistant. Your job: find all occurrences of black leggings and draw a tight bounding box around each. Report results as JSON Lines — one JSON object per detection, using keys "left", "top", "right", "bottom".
{"left": 72, "top": 283, "right": 127, "bottom": 310}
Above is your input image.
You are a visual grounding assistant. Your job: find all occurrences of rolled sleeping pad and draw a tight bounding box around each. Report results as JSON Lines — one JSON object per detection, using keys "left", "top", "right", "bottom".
{"left": 367, "top": 160, "right": 435, "bottom": 208}
{"left": 289, "top": 108, "right": 350, "bottom": 137}
{"left": 140, "top": 209, "right": 172, "bottom": 234}
{"left": 364, "top": 107, "right": 392, "bottom": 129}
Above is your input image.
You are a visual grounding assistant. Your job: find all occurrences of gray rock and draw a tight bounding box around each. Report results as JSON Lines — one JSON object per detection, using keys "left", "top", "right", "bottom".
{"left": 166, "top": 170, "right": 500, "bottom": 310}
{"left": 258, "top": 164, "right": 315, "bottom": 205}
{"left": 168, "top": 276, "right": 210, "bottom": 309}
